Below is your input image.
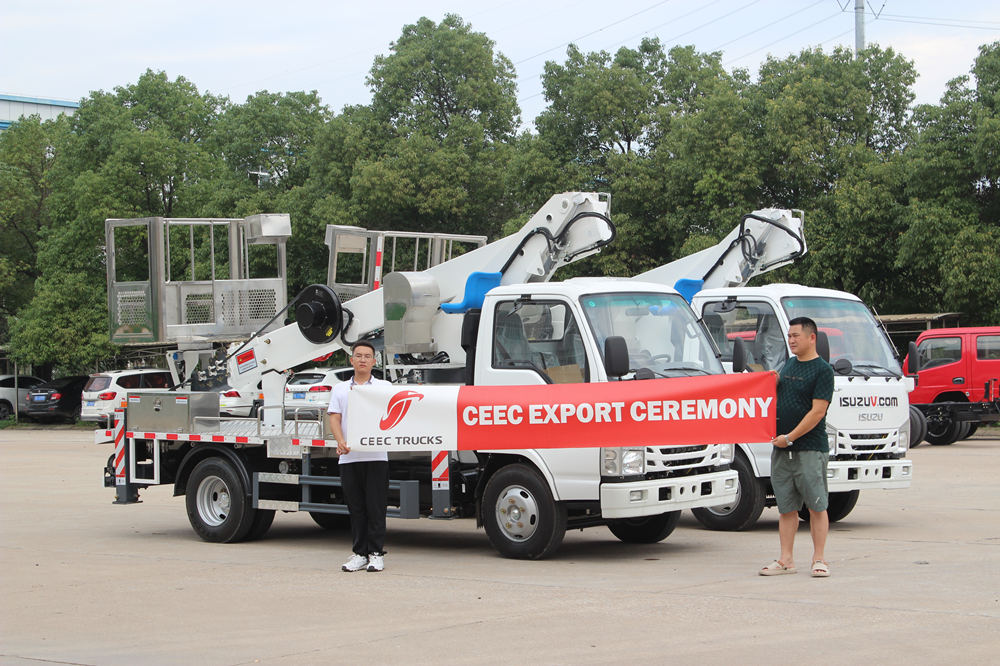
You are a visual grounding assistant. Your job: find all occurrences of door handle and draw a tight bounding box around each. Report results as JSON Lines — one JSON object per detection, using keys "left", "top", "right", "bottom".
{"left": 952, "top": 377, "right": 965, "bottom": 384}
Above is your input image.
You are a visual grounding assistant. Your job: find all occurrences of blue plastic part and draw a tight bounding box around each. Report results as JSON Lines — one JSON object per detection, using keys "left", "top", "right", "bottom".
{"left": 673, "top": 278, "right": 704, "bottom": 304}
{"left": 440, "top": 271, "right": 503, "bottom": 313}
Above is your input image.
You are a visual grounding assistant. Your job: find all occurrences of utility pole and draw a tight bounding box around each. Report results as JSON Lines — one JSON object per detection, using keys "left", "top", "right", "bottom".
{"left": 855, "top": 0, "right": 865, "bottom": 56}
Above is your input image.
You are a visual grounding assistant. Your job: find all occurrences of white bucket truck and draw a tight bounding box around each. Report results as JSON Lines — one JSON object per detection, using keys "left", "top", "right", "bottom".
{"left": 102, "top": 192, "right": 759, "bottom": 559}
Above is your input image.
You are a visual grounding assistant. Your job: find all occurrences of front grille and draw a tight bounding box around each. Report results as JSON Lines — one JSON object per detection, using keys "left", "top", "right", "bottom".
{"left": 850, "top": 433, "right": 889, "bottom": 440}
{"left": 646, "top": 445, "right": 713, "bottom": 473}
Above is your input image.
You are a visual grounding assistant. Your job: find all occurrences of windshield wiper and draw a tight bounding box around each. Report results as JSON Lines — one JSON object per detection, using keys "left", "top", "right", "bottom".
{"left": 655, "top": 364, "right": 713, "bottom": 376}
{"left": 849, "top": 363, "right": 898, "bottom": 377}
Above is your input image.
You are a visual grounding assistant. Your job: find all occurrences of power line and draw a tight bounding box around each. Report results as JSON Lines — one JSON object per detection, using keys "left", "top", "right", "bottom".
{"left": 875, "top": 16, "right": 1000, "bottom": 32}
{"left": 513, "top": 0, "right": 677, "bottom": 65}
{"left": 710, "top": 0, "right": 827, "bottom": 52}
{"left": 723, "top": 10, "right": 843, "bottom": 66}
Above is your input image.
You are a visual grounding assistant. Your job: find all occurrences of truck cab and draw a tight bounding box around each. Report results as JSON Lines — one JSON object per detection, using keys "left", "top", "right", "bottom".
{"left": 689, "top": 284, "right": 913, "bottom": 529}
{"left": 905, "top": 326, "right": 1000, "bottom": 444}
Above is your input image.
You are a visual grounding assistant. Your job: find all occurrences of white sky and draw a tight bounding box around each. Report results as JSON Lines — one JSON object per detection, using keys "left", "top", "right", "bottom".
{"left": 3, "top": 0, "right": 1000, "bottom": 127}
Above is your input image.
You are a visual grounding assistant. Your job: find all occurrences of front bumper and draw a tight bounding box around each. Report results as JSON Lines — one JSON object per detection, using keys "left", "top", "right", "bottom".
{"left": 827, "top": 458, "right": 912, "bottom": 491}
{"left": 600, "top": 469, "right": 738, "bottom": 518}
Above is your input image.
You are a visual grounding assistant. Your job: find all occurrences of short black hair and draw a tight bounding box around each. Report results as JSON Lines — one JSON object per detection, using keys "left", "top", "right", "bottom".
{"left": 788, "top": 316, "right": 818, "bottom": 336}
{"left": 351, "top": 340, "right": 376, "bottom": 355}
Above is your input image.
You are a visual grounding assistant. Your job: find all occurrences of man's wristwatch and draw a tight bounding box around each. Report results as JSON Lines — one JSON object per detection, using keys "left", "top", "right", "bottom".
{"left": 785, "top": 435, "right": 793, "bottom": 446}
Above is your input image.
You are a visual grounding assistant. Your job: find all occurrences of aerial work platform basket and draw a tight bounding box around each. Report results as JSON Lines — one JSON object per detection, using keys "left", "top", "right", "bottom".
{"left": 105, "top": 214, "right": 291, "bottom": 345}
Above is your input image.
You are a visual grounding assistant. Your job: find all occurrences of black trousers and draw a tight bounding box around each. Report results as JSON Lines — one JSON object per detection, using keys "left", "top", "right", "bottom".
{"left": 339, "top": 461, "right": 389, "bottom": 556}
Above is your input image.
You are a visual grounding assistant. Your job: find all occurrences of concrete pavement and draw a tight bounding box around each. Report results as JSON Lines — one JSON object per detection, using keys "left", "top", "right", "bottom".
{"left": 1, "top": 427, "right": 998, "bottom": 664}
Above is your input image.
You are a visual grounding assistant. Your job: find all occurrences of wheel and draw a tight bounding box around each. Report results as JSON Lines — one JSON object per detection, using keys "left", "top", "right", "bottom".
{"left": 955, "top": 422, "right": 971, "bottom": 441}
{"left": 908, "top": 406, "right": 927, "bottom": 448}
{"left": 0, "top": 401, "right": 11, "bottom": 420}
{"left": 964, "top": 423, "right": 979, "bottom": 439}
{"left": 310, "top": 511, "right": 351, "bottom": 530}
{"left": 926, "top": 416, "right": 961, "bottom": 445}
{"left": 66, "top": 405, "right": 82, "bottom": 424}
{"left": 799, "top": 489, "right": 860, "bottom": 523}
{"left": 185, "top": 457, "right": 256, "bottom": 543}
{"left": 482, "top": 464, "right": 566, "bottom": 560}
{"left": 691, "top": 453, "right": 765, "bottom": 530}
{"left": 607, "top": 511, "right": 681, "bottom": 543}
{"left": 245, "top": 508, "right": 275, "bottom": 540}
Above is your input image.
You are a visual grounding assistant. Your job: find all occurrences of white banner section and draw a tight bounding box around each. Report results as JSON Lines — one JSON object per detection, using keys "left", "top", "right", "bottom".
{"left": 345, "top": 385, "right": 460, "bottom": 451}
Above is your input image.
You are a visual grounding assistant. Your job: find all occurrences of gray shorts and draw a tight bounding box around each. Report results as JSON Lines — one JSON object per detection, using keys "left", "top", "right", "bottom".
{"left": 770, "top": 448, "right": 829, "bottom": 514}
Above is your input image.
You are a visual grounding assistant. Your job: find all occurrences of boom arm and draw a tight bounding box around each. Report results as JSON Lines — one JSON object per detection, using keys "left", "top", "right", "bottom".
{"left": 225, "top": 192, "right": 614, "bottom": 423}
{"left": 635, "top": 209, "right": 805, "bottom": 291}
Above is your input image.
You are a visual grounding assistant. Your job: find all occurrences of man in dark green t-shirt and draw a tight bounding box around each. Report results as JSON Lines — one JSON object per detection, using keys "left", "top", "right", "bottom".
{"left": 759, "top": 316, "right": 835, "bottom": 578}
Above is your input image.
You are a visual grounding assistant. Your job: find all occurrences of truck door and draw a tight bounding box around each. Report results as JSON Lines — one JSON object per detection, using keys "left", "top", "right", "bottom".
{"left": 487, "top": 299, "right": 590, "bottom": 387}
{"left": 973, "top": 332, "right": 1000, "bottom": 400}
{"left": 701, "top": 300, "right": 788, "bottom": 372}
{"left": 915, "top": 334, "right": 965, "bottom": 401}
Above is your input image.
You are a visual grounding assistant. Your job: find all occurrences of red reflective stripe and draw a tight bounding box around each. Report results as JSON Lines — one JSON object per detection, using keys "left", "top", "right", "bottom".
{"left": 236, "top": 436, "right": 248, "bottom": 443}
{"left": 126, "top": 432, "right": 134, "bottom": 438}
{"left": 189, "top": 434, "right": 201, "bottom": 441}
{"left": 291, "top": 439, "right": 301, "bottom": 446}
{"left": 165, "top": 433, "right": 179, "bottom": 440}
{"left": 313, "top": 439, "right": 326, "bottom": 446}
{"left": 143, "top": 432, "right": 155, "bottom": 439}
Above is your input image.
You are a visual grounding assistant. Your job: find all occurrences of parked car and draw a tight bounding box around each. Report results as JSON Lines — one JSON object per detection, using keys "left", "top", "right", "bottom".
{"left": 0, "top": 374, "right": 44, "bottom": 420}
{"left": 905, "top": 326, "right": 1000, "bottom": 445}
{"left": 24, "top": 375, "right": 90, "bottom": 422}
{"left": 283, "top": 367, "right": 383, "bottom": 419}
{"left": 218, "top": 382, "right": 263, "bottom": 418}
{"left": 80, "top": 368, "right": 173, "bottom": 427}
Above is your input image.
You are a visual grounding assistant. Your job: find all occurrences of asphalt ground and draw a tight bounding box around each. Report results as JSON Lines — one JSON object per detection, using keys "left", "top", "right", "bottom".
{"left": 1, "top": 427, "right": 998, "bottom": 665}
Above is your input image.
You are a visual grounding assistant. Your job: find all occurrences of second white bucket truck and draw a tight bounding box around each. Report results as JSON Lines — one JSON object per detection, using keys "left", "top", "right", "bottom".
{"left": 633, "top": 209, "right": 914, "bottom": 530}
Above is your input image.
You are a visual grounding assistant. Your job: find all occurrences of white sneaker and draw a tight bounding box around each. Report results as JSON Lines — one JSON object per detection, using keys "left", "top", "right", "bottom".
{"left": 367, "top": 553, "right": 384, "bottom": 572}
{"left": 341, "top": 553, "right": 368, "bottom": 572}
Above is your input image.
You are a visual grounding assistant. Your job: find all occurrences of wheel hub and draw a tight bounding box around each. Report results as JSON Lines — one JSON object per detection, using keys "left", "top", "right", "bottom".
{"left": 196, "top": 474, "right": 232, "bottom": 527}
{"left": 495, "top": 485, "right": 538, "bottom": 542}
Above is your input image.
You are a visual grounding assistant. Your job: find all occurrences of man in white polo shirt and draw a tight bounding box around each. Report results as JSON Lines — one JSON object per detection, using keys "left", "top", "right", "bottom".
{"left": 327, "top": 340, "right": 392, "bottom": 572}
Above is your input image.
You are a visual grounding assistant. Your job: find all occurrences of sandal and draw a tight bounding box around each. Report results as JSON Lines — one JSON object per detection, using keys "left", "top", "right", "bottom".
{"left": 811, "top": 560, "right": 830, "bottom": 577}
{"left": 759, "top": 560, "right": 796, "bottom": 576}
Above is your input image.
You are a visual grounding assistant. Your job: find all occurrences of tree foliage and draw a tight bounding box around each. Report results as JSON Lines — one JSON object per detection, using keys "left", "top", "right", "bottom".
{"left": 3, "top": 22, "right": 1000, "bottom": 372}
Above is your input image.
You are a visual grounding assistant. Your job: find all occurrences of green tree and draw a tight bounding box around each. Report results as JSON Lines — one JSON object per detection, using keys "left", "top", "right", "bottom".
{"left": 0, "top": 115, "right": 67, "bottom": 340}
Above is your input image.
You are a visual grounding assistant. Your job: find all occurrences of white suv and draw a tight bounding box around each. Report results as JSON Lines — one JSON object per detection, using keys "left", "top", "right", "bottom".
{"left": 81, "top": 369, "right": 173, "bottom": 427}
{"left": 0, "top": 375, "right": 44, "bottom": 420}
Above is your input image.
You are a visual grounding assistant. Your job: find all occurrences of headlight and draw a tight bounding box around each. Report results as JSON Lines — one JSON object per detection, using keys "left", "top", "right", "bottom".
{"left": 898, "top": 417, "right": 910, "bottom": 453}
{"left": 826, "top": 423, "right": 839, "bottom": 453}
{"left": 717, "top": 444, "right": 735, "bottom": 465}
{"left": 602, "top": 447, "right": 645, "bottom": 476}
{"left": 621, "top": 448, "right": 645, "bottom": 475}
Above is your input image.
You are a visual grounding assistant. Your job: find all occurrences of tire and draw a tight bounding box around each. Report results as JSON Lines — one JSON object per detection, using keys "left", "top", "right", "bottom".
{"left": 0, "top": 401, "right": 11, "bottom": 420}
{"left": 691, "top": 453, "right": 765, "bottom": 531}
{"left": 310, "top": 511, "right": 351, "bottom": 530}
{"left": 799, "top": 489, "right": 860, "bottom": 523}
{"left": 926, "top": 416, "right": 961, "bottom": 446}
{"left": 245, "top": 508, "right": 275, "bottom": 540}
{"left": 964, "top": 423, "right": 979, "bottom": 439}
{"left": 185, "top": 457, "right": 256, "bottom": 543}
{"left": 908, "top": 406, "right": 927, "bottom": 448}
{"left": 482, "top": 464, "right": 566, "bottom": 560}
{"left": 608, "top": 511, "right": 681, "bottom": 543}
{"left": 955, "top": 422, "right": 971, "bottom": 441}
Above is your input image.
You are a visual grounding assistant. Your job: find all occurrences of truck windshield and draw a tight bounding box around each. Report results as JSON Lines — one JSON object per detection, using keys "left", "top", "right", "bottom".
{"left": 781, "top": 296, "right": 901, "bottom": 376}
{"left": 581, "top": 292, "right": 723, "bottom": 377}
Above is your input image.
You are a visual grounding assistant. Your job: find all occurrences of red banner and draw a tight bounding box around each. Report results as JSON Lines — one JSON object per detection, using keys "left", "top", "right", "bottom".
{"left": 346, "top": 372, "right": 776, "bottom": 451}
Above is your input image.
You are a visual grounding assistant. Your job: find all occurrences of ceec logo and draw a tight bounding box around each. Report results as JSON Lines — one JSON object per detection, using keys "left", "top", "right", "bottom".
{"left": 379, "top": 390, "right": 424, "bottom": 430}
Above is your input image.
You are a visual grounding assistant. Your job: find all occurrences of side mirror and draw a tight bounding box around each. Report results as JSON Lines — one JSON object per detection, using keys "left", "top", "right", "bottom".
{"left": 604, "top": 336, "right": 630, "bottom": 378}
{"left": 732, "top": 337, "right": 748, "bottom": 373}
{"left": 906, "top": 341, "right": 918, "bottom": 374}
{"left": 816, "top": 330, "right": 830, "bottom": 363}
{"left": 833, "top": 357, "right": 853, "bottom": 375}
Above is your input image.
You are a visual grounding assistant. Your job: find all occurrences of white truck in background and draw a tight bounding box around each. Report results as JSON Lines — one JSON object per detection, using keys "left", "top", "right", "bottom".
{"left": 632, "top": 212, "right": 914, "bottom": 529}
{"left": 103, "top": 191, "right": 792, "bottom": 559}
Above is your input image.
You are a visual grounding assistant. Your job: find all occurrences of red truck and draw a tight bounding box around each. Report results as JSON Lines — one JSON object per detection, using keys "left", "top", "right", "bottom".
{"left": 905, "top": 326, "right": 1000, "bottom": 445}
